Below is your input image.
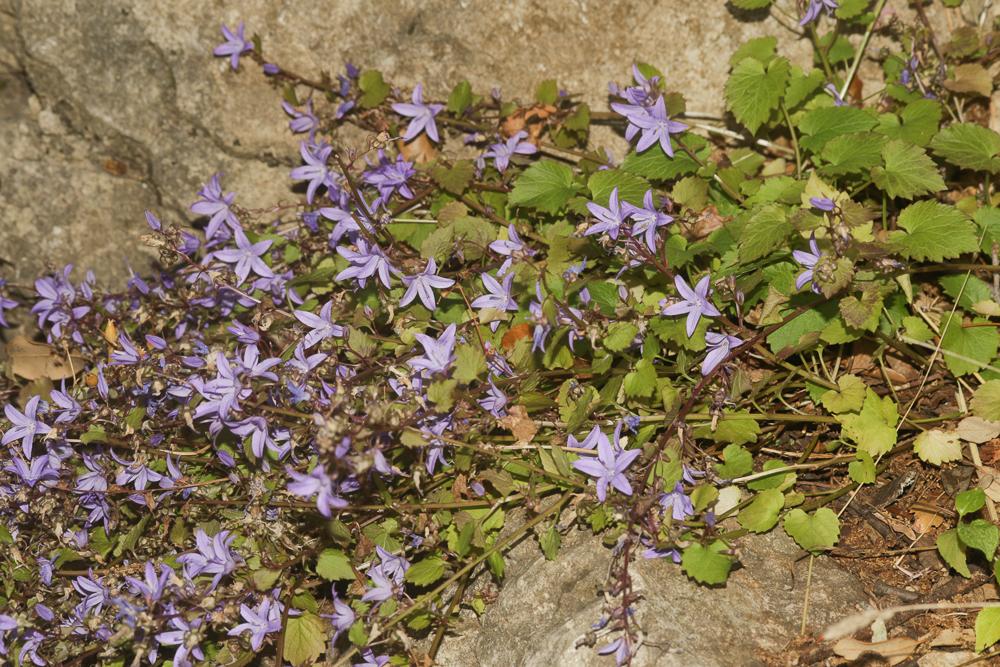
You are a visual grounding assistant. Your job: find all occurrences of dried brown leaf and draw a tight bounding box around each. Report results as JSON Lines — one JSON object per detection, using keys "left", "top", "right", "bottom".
{"left": 6, "top": 336, "right": 87, "bottom": 381}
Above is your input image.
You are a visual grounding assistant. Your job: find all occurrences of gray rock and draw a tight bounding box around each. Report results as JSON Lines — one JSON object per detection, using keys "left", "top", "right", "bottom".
{"left": 0, "top": 0, "right": 814, "bottom": 284}
{"left": 435, "top": 527, "right": 868, "bottom": 666}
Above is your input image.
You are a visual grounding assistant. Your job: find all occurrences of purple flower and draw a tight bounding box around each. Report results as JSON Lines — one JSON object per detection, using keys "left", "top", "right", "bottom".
{"left": 213, "top": 228, "right": 274, "bottom": 284}
{"left": 3, "top": 395, "right": 51, "bottom": 458}
{"left": 125, "top": 561, "right": 172, "bottom": 604}
{"left": 571, "top": 433, "right": 641, "bottom": 503}
{"left": 793, "top": 234, "right": 823, "bottom": 293}
{"left": 660, "top": 482, "right": 694, "bottom": 521}
{"left": 176, "top": 529, "right": 242, "bottom": 590}
{"left": 363, "top": 154, "right": 416, "bottom": 205}
{"left": 5, "top": 453, "right": 58, "bottom": 489}
{"left": 800, "top": 0, "right": 839, "bottom": 25}
{"left": 355, "top": 649, "right": 391, "bottom": 667}
{"left": 155, "top": 613, "right": 205, "bottom": 667}
{"left": 190, "top": 173, "right": 240, "bottom": 240}
{"left": 400, "top": 259, "right": 455, "bottom": 311}
{"left": 477, "top": 377, "right": 508, "bottom": 417}
{"left": 294, "top": 302, "right": 345, "bottom": 348}
{"left": 17, "top": 630, "right": 45, "bottom": 666}
{"left": 392, "top": 83, "right": 444, "bottom": 143}
{"left": 824, "top": 83, "right": 846, "bottom": 107}
{"left": 290, "top": 141, "right": 333, "bottom": 204}
{"left": 702, "top": 331, "right": 742, "bottom": 376}
{"left": 282, "top": 99, "right": 319, "bottom": 136}
{"left": 0, "top": 290, "right": 16, "bottom": 329}
{"left": 624, "top": 189, "right": 673, "bottom": 252}
{"left": 361, "top": 564, "right": 397, "bottom": 603}
{"left": 322, "top": 590, "right": 355, "bottom": 642}
{"left": 661, "top": 275, "right": 721, "bottom": 338}
{"left": 213, "top": 22, "right": 253, "bottom": 70}
{"left": 584, "top": 186, "right": 628, "bottom": 239}
{"left": 620, "top": 95, "right": 688, "bottom": 156}
{"left": 598, "top": 636, "right": 633, "bottom": 666}
{"left": 336, "top": 240, "right": 397, "bottom": 289}
{"left": 286, "top": 343, "right": 328, "bottom": 374}
{"left": 408, "top": 324, "right": 457, "bottom": 375}
{"left": 482, "top": 130, "right": 537, "bottom": 173}
{"left": 809, "top": 196, "right": 836, "bottom": 212}
{"left": 238, "top": 344, "right": 281, "bottom": 381}
{"left": 110, "top": 333, "right": 143, "bottom": 365}
{"left": 286, "top": 464, "right": 348, "bottom": 517}
{"left": 0, "top": 614, "right": 16, "bottom": 657}
{"left": 489, "top": 224, "right": 535, "bottom": 276}
{"left": 73, "top": 570, "right": 111, "bottom": 616}
{"left": 470, "top": 272, "right": 517, "bottom": 312}
{"left": 227, "top": 596, "right": 283, "bottom": 651}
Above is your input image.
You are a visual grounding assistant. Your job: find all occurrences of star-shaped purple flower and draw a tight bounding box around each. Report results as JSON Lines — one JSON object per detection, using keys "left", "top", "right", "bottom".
{"left": 213, "top": 228, "right": 274, "bottom": 284}
{"left": 702, "top": 331, "right": 743, "bottom": 376}
{"left": 628, "top": 95, "right": 688, "bottom": 156}
{"left": 400, "top": 259, "right": 455, "bottom": 311}
{"left": 793, "top": 234, "right": 823, "bottom": 293}
{"left": 191, "top": 173, "right": 240, "bottom": 241}
{"left": 800, "top": 0, "right": 839, "bottom": 26}
{"left": 213, "top": 22, "right": 253, "bottom": 70}
{"left": 408, "top": 324, "right": 457, "bottom": 375}
{"left": 294, "top": 301, "right": 346, "bottom": 349}
{"left": 227, "top": 596, "right": 283, "bottom": 651}
{"left": 624, "top": 189, "right": 673, "bottom": 252}
{"left": 290, "top": 141, "right": 333, "bottom": 204}
{"left": 661, "top": 274, "right": 721, "bottom": 338}
{"left": 482, "top": 131, "right": 537, "bottom": 173}
{"left": 392, "top": 83, "right": 444, "bottom": 143}
{"left": 572, "top": 434, "right": 642, "bottom": 503}
{"left": 584, "top": 186, "right": 628, "bottom": 239}
{"left": 489, "top": 224, "right": 535, "bottom": 276}
{"left": 335, "top": 240, "right": 398, "bottom": 289}
{"left": 2, "top": 395, "right": 51, "bottom": 458}
{"left": 470, "top": 272, "right": 517, "bottom": 312}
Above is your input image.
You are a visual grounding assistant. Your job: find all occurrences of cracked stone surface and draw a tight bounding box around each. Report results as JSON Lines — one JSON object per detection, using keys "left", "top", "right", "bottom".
{"left": 0, "top": 0, "right": 819, "bottom": 285}
{"left": 433, "top": 526, "right": 868, "bottom": 666}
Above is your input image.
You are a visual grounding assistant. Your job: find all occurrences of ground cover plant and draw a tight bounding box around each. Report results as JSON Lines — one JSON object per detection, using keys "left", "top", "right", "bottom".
{"left": 1, "top": 0, "right": 1000, "bottom": 664}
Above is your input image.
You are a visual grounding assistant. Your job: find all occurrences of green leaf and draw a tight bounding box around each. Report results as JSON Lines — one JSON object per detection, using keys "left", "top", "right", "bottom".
{"left": 747, "top": 459, "right": 797, "bottom": 491}
{"left": 937, "top": 528, "right": 972, "bottom": 577}
{"left": 447, "top": 80, "right": 474, "bottom": 114}
{"left": 535, "top": 79, "right": 558, "bottom": 105}
{"left": 622, "top": 139, "right": 704, "bottom": 181}
{"left": 888, "top": 200, "right": 979, "bottom": 262}
{"left": 972, "top": 381, "right": 1000, "bottom": 420}
{"left": 940, "top": 311, "right": 999, "bottom": 376}
{"left": 730, "top": 0, "right": 772, "bottom": 9}
{"left": 715, "top": 444, "right": 753, "bottom": 479}
{"left": 587, "top": 169, "right": 649, "bottom": 207}
{"left": 725, "top": 56, "right": 790, "bottom": 134}
{"left": 957, "top": 488, "right": 987, "bottom": 518}
{"left": 835, "top": 0, "right": 870, "bottom": 19}
{"left": 783, "top": 507, "right": 840, "bottom": 553}
{"left": 930, "top": 123, "right": 1000, "bottom": 173}
{"left": 799, "top": 106, "right": 879, "bottom": 152}
{"left": 820, "top": 374, "right": 866, "bottom": 413}
{"left": 114, "top": 515, "right": 150, "bottom": 558}
{"left": 820, "top": 132, "right": 885, "bottom": 176}
{"left": 672, "top": 176, "right": 710, "bottom": 210}
{"left": 429, "top": 160, "right": 475, "bottom": 195}
{"left": 976, "top": 608, "right": 1000, "bottom": 652}
{"left": 739, "top": 205, "right": 791, "bottom": 262}
{"left": 508, "top": 160, "right": 578, "bottom": 214}
{"left": 539, "top": 524, "right": 561, "bottom": 561}
{"left": 405, "top": 556, "right": 448, "bottom": 586}
{"left": 958, "top": 519, "right": 999, "bottom": 561}
{"left": 624, "top": 358, "right": 657, "bottom": 398}
{"left": 284, "top": 612, "right": 327, "bottom": 667}
{"left": 738, "top": 489, "right": 785, "bottom": 533}
{"left": 358, "top": 70, "right": 391, "bottom": 109}
{"left": 692, "top": 411, "right": 760, "bottom": 445}
{"left": 681, "top": 541, "right": 733, "bottom": 585}
{"left": 604, "top": 322, "right": 639, "bottom": 352}
{"left": 839, "top": 388, "right": 898, "bottom": 457}
{"left": 784, "top": 67, "right": 824, "bottom": 109}
{"left": 871, "top": 140, "right": 945, "bottom": 199}
{"left": 914, "top": 429, "right": 964, "bottom": 466}
{"left": 728, "top": 36, "right": 777, "bottom": 67}
{"left": 454, "top": 344, "right": 487, "bottom": 383}
{"left": 848, "top": 450, "right": 877, "bottom": 485}
{"left": 878, "top": 99, "right": 942, "bottom": 147}
{"left": 316, "top": 549, "right": 355, "bottom": 581}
